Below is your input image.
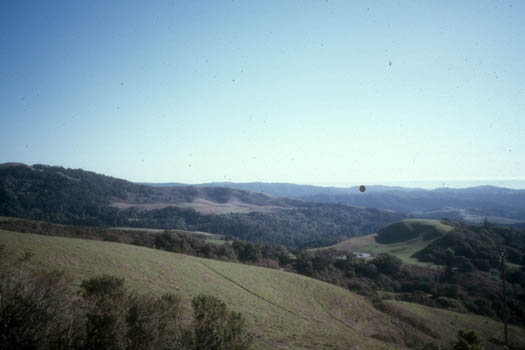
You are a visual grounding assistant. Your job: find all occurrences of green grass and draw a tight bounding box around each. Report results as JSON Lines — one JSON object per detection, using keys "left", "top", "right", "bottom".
{"left": 2, "top": 228, "right": 523, "bottom": 349}
{"left": 386, "top": 300, "right": 525, "bottom": 349}
{"left": 0, "top": 229, "right": 403, "bottom": 350}
{"left": 326, "top": 219, "right": 454, "bottom": 266}
{"left": 388, "top": 218, "right": 453, "bottom": 236}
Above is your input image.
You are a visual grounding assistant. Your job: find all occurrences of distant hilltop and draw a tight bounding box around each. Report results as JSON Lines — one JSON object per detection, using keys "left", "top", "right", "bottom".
{"left": 143, "top": 180, "right": 525, "bottom": 225}
{"left": 3, "top": 162, "right": 525, "bottom": 226}
{"left": 0, "top": 162, "right": 30, "bottom": 169}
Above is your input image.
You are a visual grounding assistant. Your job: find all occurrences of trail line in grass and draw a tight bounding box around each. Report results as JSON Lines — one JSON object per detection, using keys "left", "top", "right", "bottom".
{"left": 197, "top": 260, "right": 310, "bottom": 321}
{"left": 312, "top": 289, "right": 356, "bottom": 332}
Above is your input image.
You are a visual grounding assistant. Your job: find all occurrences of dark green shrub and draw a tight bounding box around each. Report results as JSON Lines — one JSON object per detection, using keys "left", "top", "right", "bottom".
{"left": 371, "top": 253, "right": 402, "bottom": 276}
{"left": 192, "top": 295, "right": 252, "bottom": 350}
{"left": 453, "top": 329, "right": 484, "bottom": 350}
{"left": 80, "top": 275, "right": 128, "bottom": 350}
{"left": 126, "top": 293, "right": 187, "bottom": 350}
{"left": 0, "top": 253, "right": 74, "bottom": 350}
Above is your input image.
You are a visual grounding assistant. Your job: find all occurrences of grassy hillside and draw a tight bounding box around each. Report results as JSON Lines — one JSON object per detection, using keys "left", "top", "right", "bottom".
{"left": 1, "top": 229, "right": 522, "bottom": 349}
{"left": 0, "top": 229, "right": 401, "bottom": 349}
{"left": 327, "top": 219, "right": 454, "bottom": 265}
{"left": 381, "top": 300, "right": 525, "bottom": 349}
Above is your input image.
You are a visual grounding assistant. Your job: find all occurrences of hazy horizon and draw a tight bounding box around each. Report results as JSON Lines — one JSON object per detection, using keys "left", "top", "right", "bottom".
{"left": 4, "top": 161, "right": 525, "bottom": 191}
{"left": 2, "top": 1, "right": 524, "bottom": 185}
{"left": 139, "top": 176, "right": 525, "bottom": 190}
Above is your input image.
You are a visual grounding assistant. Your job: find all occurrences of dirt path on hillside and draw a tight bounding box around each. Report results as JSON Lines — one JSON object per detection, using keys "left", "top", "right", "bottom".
{"left": 197, "top": 261, "right": 310, "bottom": 321}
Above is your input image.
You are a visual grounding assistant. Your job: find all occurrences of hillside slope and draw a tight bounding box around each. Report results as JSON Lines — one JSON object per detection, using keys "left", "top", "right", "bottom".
{"left": 375, "top": 219, "right": 454, "bottom": 244}
{"left": 327, "top": 219, "right": 454, "bottom": 265}
{"left": 2, "top": 229, "right": 522, "bottom": 349}
{"left": 0, "top": 229, "right": 402, "bottom": 349}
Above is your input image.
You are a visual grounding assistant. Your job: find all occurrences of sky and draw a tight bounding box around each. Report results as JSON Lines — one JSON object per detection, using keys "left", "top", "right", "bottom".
{"left": 1, "top": 0, "right": 525, "bottom": 188}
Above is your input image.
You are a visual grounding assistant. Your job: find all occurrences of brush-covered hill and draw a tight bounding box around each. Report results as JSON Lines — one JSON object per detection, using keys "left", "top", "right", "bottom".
{"left": 413, "top": 222, "right": 525, "bottom": 271}
{"left": 1, "top": 229, "right": 523, "bottom": 349}
{"left": 375, "top": 219, "right": 454, "bottom": 244}
{"left": 326, "top": 218, "right": 525, "bottom": 270}
{"left": 313, "top": 219, "right": 525, "bottom": 331}
{"left": 0, "top": 163, "right": 403, "bottom": 247}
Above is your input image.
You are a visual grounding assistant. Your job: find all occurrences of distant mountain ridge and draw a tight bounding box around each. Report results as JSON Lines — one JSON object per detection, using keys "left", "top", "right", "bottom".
{"left": 139, "top": 181, "right": 423, "bottom": 196}
{"left": 143, "top": 181, "right": 525, "bottom": 224}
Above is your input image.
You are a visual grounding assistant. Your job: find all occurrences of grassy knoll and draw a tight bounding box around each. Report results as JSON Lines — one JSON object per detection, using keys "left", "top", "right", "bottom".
{"left": 0, "top": 229, "right": 404, "bottom": 350}
{"left": 385, "top": 300, "right": 525, "bottom": 349}
{"left": 327, "top": 219, "right": 454, "bottom": 266}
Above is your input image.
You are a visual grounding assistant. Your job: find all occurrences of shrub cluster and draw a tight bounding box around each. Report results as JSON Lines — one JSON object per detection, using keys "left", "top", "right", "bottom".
{"left": 290, "top": 248, "right": 525, "bottom": 326}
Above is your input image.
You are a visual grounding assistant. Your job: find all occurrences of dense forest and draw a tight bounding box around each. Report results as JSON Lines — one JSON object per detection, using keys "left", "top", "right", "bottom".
{"left": 414, "top": 221, "right": 525, "bottom": 269}
{"left": 121, "top": 205, "right": 400, "bottom": 247}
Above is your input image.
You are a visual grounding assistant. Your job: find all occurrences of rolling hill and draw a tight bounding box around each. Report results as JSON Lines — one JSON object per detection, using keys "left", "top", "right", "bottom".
{"left": 1, "top": 229, "right": 523, "bottom": 349}
{"left": 0, "top": 163, "right": 404, "bottom": 247}
{"left": 331, "top": 217, "right": 525, "bottom": 273}
{"left": 325, "top": 219, "right": 455, "bottom": 265}
{"left": 0, "top": 163, "right": 299, "bottom": 216}
{"left": 0, "top": 229, "right": 402, "bottom": 349}
{"left": 160, "top": 181, "right": 525, "bottom": 224}
{"left": 294, "top": 186, "right": 525, "bottom": 224}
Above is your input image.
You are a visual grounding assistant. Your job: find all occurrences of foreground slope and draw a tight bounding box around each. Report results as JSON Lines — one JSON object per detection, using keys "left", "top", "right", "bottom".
{"left": 1, "top": 229, "right": 523, "bottom": 349}
{"left": 0, "top": 229, "right": 401, "bottom": 349}
{"left": 381, "top": 300, "right": 525, "bottom": 348}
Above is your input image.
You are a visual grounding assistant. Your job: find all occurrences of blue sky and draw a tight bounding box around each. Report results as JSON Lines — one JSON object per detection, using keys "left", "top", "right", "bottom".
{"left": 1, "top": 0, "right": 524, "bottom": 187}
